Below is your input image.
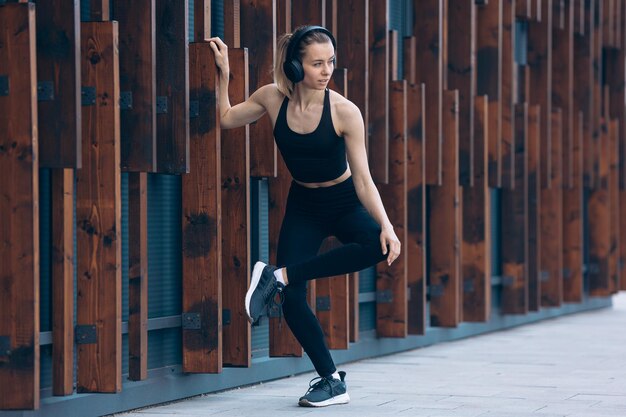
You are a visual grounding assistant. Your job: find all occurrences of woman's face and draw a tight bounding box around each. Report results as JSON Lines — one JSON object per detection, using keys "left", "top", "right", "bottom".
{"left": 300, "top": 41, "right": 335, "bottom": 90}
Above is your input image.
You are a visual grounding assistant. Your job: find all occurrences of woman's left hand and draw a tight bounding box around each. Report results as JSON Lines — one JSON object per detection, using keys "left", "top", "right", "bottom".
{"left": 380, "top": 226, "right": 401, "bottom": 266}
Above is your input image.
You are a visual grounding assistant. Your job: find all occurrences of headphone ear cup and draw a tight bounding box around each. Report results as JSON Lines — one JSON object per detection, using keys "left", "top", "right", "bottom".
{"left": 283, "top": 59, "right": 304, "bottom": 83}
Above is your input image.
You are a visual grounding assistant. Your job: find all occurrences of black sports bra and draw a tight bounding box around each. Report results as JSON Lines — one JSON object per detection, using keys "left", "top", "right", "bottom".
{"left": 273, "top": 89, "right": 347, "bottom": 183}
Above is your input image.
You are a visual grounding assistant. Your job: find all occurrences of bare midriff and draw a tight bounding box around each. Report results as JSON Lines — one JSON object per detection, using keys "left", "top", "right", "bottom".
{"left": 293, "top": 167, "right": 351, "bottom": 188}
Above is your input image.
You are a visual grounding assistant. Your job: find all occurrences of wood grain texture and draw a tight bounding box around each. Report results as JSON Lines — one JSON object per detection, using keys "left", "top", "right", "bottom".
{"left": 224, "top": 0, "right": 242, "bottom": 47}
{"left": 112, "top": 0, "right": 157, "bottom": 172}
{"left": 90, "top": 0, "right": 110, "bottom": 21}
{"left": 241, "top": 0, "right": 277, "bottom": 177}
{"left": 501, "top": 0, "right": 516, "bottom": 190}
{"left": 76, "top": 21, "right": 122, "bottom": 393}
{"left": 36, "top": 0, "right": 81, "bottom": 169}
{"left": 194, "top": 0, "right": 210, "bottom": 42}
{"left": 221, "top": 48, "right": 251, "bottom": 367}
{"left": 182, "top": 42, "right": 222, "bottom": 373}
{"left": 501, "top": 104, "right": 529, "bottom": 314}
{"left": 128, "top": 172, "right": 148, "bottom": 380}
{"left": 155, "top": 0, "right": 189, "bottom": 173}
{"left": 376, "top": 80, "right": 408, "bottom": 338}
{"left": 591, "top": 0, "right": 602, "bottom": 189}
{"left": 291, "top": 0, "right": 325, "bottom": 26}
{"left": 0, "top": 3, "right": 40, "bottom": 409}
{"left": 51, "top": 169, "right": 74, "bottom": 394}
{"left": 428, "top": 90, "right": 461, "bottom": 328}
{"left": 527, "top": 105, "right": 542, "bottom": 311}
{"left": 463, "top": 95, "right": 491, "bottom": 322}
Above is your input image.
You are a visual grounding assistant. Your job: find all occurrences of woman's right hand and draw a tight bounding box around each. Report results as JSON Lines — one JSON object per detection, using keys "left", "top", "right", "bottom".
{"left": 207, "top": 37, "right": 230, "bottom": 77}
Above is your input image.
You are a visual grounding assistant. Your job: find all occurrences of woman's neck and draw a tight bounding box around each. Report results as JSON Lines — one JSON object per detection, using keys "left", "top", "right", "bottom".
{"left": 291, "top": 86, "right": 325, "bottom": 111}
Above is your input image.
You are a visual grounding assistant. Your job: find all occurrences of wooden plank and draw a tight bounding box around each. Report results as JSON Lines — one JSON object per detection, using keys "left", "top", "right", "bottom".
{"left": 221, "top": 49, "right": 251, "bottom": 367}
{"left": 574, "top": 0, "right": 594, "bottom": 188}
{"left": 528, "top": 0, "right": 553, "bottom": 189}
{"left": 404, "top": 70, "right": 427, "bottom": 333}
{"left": 527, "top": 105, "right": 542, "bottom": 311}
{"left": 292, "top": 0, "right": 324, "bottom": 26}
{"left": 563, "top": 111, "right": 584, "bottom": 302}
{"left": 602, "top": 0, "right": 613, "bottom": 46}
{"left": 501, "top": 103, "right": 529, "bottom": 314}
{"left": 539, "top": 109, "right": 563, "bottom": 307}
{"left": 348, "top": 271, "right": 359, "bottom": 342}
{"left": 552, "top": 0, "right": 575, "bottom": 189}
{"left": 592, "top": 0, "right": 603, "bottom": 189}
{"left": 0, "top": 3, "right": 39, "bottom": 409}
{"left": 128, "top": 172, "right": 148, "bottom": 380}
{"left": 194, "top": 0, "right": 210, "bottom": 42}
{"left": 181, "top": 42, "right": 222, "bottom": 373}
{"left": 76, "top": 21, "right": 121, "bottom": 393}
{"left": 155, "top": 0, "right": 189, "bottom": 173}
{"left": 448, "top": 0, "right": 475, "bottom": 187}
{"left": 368, "top": 0, "right": 389, "bottom": 183}
{"left": 241, "top": 0, "right": 277, "bottom": 177}
{"left": 428, "top": 90, "right": 461, "bottom": 328}
{"left": 413, "top": 0, "right": 443, "bottom": 185}
{"left": 609, "top": 119, "right": 620, "bottom": 293}
{"left": 574, "top": 0, "right": 585, "bottom": 35}
{"left": 336, "top": 0, "right": 368, "bottom": 148}
{"left": 90, "top": 0, "right": 110, "bottom": 21}
{"left": 604, "top": 48, "right": 626, "bottom": 190}
{"left": 476, "top": 0, "right": 503, "bottom": 188}
{"left": 517, "top": 0, "right": 532, "bottom": 19}
{"left": 501, "top": 0, "right": 516, "bottom": 190}
{"left": 224, "top": 0, "right": 242, "bottom": 47}
{"left": 376, "top": 80, "right": 407, "bottom": 338}
{"left": 51, "top": 169, "right": 74, "bottom": 394}
{"left": 462, "top": 95, "right": 491, "bottom": 322}
{"left": 36, "top": 0, "right": 81, "bottom": 169}
{"left": 316, "top": 238, "right": 349, "bottom": 349}
{"left": 532, "top": 0, "right": 543, "bottom": 21}
{"left": 112, "top": 0, "right": 157, "bottom": 172}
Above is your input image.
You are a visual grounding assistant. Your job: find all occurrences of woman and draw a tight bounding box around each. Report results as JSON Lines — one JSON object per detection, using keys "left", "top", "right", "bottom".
{"left": 208, "top": 25, "right": 401, "bottom": 408}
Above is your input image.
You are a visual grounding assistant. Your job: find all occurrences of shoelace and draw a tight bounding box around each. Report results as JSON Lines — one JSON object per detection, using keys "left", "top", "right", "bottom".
{"left": 305, "top": 376, "right": 333, "bottom": 396}
{"left": 263, "top": 280, "right": 285, "bottom": 324}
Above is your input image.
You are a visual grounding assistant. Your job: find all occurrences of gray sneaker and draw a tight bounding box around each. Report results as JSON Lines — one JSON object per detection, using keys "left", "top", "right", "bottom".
{"left": 245, "top": 261, "right": 284, "bottom": 323}
{"left": 298, "top": 371, "right": 350, "bottom": 407}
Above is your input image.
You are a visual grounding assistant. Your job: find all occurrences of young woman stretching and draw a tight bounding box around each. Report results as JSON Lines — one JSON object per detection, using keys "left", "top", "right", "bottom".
{"left": 208, "top": 25, "right": 401, "bottom": 408}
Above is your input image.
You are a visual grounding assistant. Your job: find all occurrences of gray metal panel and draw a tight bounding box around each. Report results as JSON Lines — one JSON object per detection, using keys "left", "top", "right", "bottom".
{"left": 358, "top": 266, "right": 376, "bottom": 293}
{"left": 189, "top": 0, "right": 194, "bottom": 42}
{"left": 359, "top": 302, "right": 376, "bottom": 332}
{"left": 211, "top": 0, "right": 224, "bottom": 38}
{"left": 81, "top": 0, "right": 90, "bottom": 22}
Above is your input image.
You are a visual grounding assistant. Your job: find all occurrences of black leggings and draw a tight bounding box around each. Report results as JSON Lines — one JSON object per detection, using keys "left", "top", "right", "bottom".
{"left": 276, "top": 176, "right": 387, "bottom": 378}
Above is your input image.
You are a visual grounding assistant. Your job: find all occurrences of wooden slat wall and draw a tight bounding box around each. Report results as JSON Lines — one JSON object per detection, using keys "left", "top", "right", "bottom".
{"left": 377, "top": 80, "right": 408, "bottom": 338}
{"left": 0, "top": 3, "right": 39, "bottom": 410}
{"left": 502, "top": 0, "right": 516, "bottom": 189}
{"left": 76, "top": 21, "right": 121, "bottom": 393}
{"left": 413, "top": 0, "right": 443, "bottom": 185}
{"left": 181, "top": 42, "right": 222, "bottom": 373}
{"left": 463, "top": 95, "right": 491, "bottom": 322}
{"left": 476, "top": 0, "right": 503, "bottom": 187}
{"left": 527, "top": 104, "right": 542, "bottom": 311}
{"left": 609, "top": 119, "right": 620, "bottom": 293}
{"left": 517, "top": 0, "right": 532, "bottom": 19}
{"left": 113, "top": 0, "right": 157, "bottom": 173}
{"left": 429, "top": 90, "right": 461, "bottom": 327}
{"left": 592, "top": 0, "right": 603, "bottom": 188}
{"left": 241, "top": 0, "right": 277, "bottom": 177}
{"left": 155, "top": 0, "right": 189, "bottom": 173}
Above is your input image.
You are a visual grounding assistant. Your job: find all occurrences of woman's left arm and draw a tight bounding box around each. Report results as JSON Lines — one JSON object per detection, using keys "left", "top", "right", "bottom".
{"left": 339, "top": 100, "right": 401, "bottom": 266}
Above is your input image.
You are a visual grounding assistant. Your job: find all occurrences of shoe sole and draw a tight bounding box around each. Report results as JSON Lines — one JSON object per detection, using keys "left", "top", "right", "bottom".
{"left": 298, "top": 393, "right": 350, "bottom": 407}
{"left": 245, "top": 261, "right": 266, "bottom": 323}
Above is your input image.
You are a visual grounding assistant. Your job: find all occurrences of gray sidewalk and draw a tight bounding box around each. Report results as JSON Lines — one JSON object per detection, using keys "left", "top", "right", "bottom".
{"left": 115, "top": 294, "right": 626, "bottom": 417}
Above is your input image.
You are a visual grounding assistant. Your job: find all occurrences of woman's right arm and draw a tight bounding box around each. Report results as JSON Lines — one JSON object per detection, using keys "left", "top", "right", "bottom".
{"left": 208, "top": 37, "right": 269, "bottom": 129}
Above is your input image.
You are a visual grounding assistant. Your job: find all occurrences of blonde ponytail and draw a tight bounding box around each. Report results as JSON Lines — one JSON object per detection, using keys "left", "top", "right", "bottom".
{"left": 274, "top": 33, "right": 294, "bottom": 98}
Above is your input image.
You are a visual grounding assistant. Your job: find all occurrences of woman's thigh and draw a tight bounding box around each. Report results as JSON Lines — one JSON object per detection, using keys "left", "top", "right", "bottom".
{"left": 276, "top": 208, "right": 329, "bottom": 267}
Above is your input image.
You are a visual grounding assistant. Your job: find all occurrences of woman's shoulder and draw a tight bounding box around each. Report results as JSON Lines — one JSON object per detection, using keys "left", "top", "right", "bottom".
{"left": 253, "top": 83, "right": 286, "bottom": 103}
{"left": 328, "top": 89, "right": 361, "bottom": 119}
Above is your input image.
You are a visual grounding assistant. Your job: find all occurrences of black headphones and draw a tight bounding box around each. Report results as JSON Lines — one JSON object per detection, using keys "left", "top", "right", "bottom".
{"left": 283, "top": 25, "right": 337, "bottom": 84}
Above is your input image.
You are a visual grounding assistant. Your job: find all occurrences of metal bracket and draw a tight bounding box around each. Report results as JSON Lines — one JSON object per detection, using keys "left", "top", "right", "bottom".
{"left": 540, "top": 270, "right": 550, "bottom": 282}
{"left": 0, "top": 336, "right": 10, "bottom": 356}
{"left": 81, "top": 86, "right": 96, "bottom": 106}
{"left": 37, "top": 80, "right": 54, "bottom": 101}
{"left": 0, "top": 75, "right": 8, "bottom": 96}
{"left": 316, "top": 296, "right": 331, "bottom": 311}
{"left": 222, "top": 309, "right": 231, "bottom": 326}
{"left": 156, "top": 96, "right": 168, "bottom": 114}
{"left": 428, "top": 284, "right": 444, "bottom": 298}
{"left": 501, "top": 275, "right": 515, "bottom": 287}
{"left": 376, "top": 289, "right": 393, "bottom": 303}
{"left": 189, "top": 100, "right": 199, "bottom": 118}
{"left": 75, "top": 325, "right": 97, "bottom": 344}
{"left": 120, "top": 91, "right": 133, "bottom": 110}
{"left": 181, "top": 312, "right": 201, "bottom": 330}
{"left": 463, "top": 279, "right": 475, "bottom": 292}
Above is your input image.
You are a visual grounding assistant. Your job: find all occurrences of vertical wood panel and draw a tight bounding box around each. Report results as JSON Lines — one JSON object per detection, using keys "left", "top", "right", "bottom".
{"left": 502, "top": 0, "right": 516, "bottom": 189}
{"left": 76, "top": 21, "right": 121, "bottom": 393}
{"left": 155, "top": 0, "right": 189, "bottom": 173}
{"left": 291, "top": 0, "right": 324, "bottom": 26}
{"left": 194, "top": 0, "right": 210, "bottom": 42}
{"left": 413, "top": 0, "right": 443, "bottom": 185}
{"left": 377, "top": 80, "right": 408, "bottom": 338}
{"left": 224, "top": 0, "right": 242, "bottom": 47}
{"left": 591, "top": 0, "right": 603, "bottom": 188}
{"left": 112, "top": 0, "right": 157, "bottom": 172}
{"left": 448, "top": 0, "right": 475, "bottom": 187}
{"left": 90, "top": 0, "right": 110, "bottom": 21}
{"left": 182, "top": 42, "right": 222, "bottom": 373}
{"left": 128, "top": 172, "right": 148, "bottom": 380}
{"left": 517, "top": 0, "right": 532, "bottom": 19}
{"left": 476, "top": 0, "right": 503, "bottom": 188}
{"left": 463, "top": 95, "right": 491, "bottom": 322}
{"left": 221, "top": 49, "right": 251, "bottom": 367}
{"left": 241, "top": 0, "right": 277, "bottom": 177}
{"left": 51, "top": 169, "right": 74, "bottom": 394}
{"left": 0, "top": 3, "right": 39, "bottom": 409}
{"left": 501, "top": 104, "right": 529, "bottom": 314}
{"left": 36, "top": 0, "right": 81, "bottom": 169}
{"left": 369, "top": 0, "right": 389, "bottom": 183}
{"left": 428, "top": 90, "right": 461, "bottom": 328}
{"left": 608, "top": 119, "right": 620, "bottom": 293}
{"left": 527, "top": 105, "right": 542, "bottom": 310}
